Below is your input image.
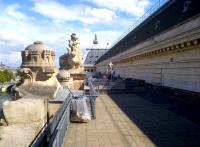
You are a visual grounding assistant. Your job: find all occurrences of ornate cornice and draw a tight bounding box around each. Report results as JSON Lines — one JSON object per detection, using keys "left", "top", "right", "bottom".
{"left": 115, "top": 38, "right": 200, "bottom": 64}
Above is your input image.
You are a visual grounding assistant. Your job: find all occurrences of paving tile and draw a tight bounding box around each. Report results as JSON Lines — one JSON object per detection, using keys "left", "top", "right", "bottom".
{"left": 99, "top": 138, "right": 112, "bottom": 146}
{"left": 63, "top": 94, "right": 200, "bottom": 147}
{"left": 64, "top": 142, "right": 74, "bottom": 147}
{"left": 109, "top": 137, "right": 125, "bottom": 145}
{"left": 87, "top": 139, "right": 100, "bottom": 147}
{"left": 74, "top": 141, "right": 86, "bottom": 147}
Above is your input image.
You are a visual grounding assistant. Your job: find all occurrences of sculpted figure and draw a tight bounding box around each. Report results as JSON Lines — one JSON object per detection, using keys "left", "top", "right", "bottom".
{"left": 59, "top": 33, "right": 83, "bottom": 72}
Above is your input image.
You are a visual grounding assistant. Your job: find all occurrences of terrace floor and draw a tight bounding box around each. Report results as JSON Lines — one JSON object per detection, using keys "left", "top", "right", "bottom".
{"left": 63, "top": 93, "right": 200, "bottom": 147}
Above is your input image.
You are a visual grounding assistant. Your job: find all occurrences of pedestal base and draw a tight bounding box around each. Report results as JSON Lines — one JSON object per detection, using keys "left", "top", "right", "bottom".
{"left": 69, "top": 73, "right": 86, "bottom": 90}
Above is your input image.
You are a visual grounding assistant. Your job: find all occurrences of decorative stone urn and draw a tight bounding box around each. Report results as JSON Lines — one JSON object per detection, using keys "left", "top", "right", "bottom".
{"left": 57, "top": 70, "right": 70, "bottom": 88}
{"left": 14, "top": 41, "right": 61, "bottom": 98}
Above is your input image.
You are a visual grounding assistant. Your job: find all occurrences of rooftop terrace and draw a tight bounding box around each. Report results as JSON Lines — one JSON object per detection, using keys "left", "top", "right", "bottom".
{"left": 63, "top": 92, "right": 200, "bottom": 147}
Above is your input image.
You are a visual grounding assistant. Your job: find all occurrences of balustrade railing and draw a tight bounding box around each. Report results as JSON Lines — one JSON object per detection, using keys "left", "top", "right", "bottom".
{"left": 30, "top": 80, "right": 98, "bottom": 147}
{"left": 30, "top": 93, "right": 72, "bottom": 147}
{"left": 109, "top": 0, "right": 169, "bottom": 49}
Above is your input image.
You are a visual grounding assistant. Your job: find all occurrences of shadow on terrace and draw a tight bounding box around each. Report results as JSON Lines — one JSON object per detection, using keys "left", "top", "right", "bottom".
{"left": 107, "top": 87, "right": 200, "bottom": 146}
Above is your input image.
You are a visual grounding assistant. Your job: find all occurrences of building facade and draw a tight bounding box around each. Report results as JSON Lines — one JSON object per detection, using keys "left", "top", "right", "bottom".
{"left": 84, "top": 34, "right": 107, "bottom": 75}
{"left": 95, "top": 0, "right": 200, "bottom": 93}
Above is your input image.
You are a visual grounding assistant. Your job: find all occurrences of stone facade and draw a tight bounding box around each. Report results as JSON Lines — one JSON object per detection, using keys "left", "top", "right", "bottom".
{"left": 96, "top": 15, "right": 200, "bottom": 93}
{"left": 3, "top": 98, "right": 47, "bottom": 125}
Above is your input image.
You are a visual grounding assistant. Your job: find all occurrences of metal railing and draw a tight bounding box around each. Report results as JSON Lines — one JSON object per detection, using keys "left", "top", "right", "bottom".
{"left": 89, "top": 78, "right": 117, "bottom": 95}
{"left": 30, "top": 93, "right": 72, "bottom": 147}
{"left": 109, "top": 0, "right": 169, "bottom": 49}
{"left": 88, "top": 79, "right": 99, "bottom": 97}
{"left": 30, "top": 80, "right": 99, "bottom": 147}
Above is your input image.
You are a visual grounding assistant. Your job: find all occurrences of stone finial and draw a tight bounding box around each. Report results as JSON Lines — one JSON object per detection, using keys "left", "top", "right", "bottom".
{"left": 57, "top": 70, "right": 70, "bottom": 82}
{"left": 57, "top": 70, "right": 70, "bottom": 88}
{"left": 93, "top": 34, "right": 98, "bottom": 45}
{"left": 34, "top": 41, "right": 43, "bottom": 44}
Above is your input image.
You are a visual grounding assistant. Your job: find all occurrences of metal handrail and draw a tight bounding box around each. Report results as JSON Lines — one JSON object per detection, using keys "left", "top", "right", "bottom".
{"left": 30, "top": 81, "right": 98, "bottom": 147}
{"left": 30, "top": 93, "right": 72, "bottom": 147}
{"left": 48, "top": 96, "right": 72, "bottom": 147}
{"left": 109, "top": 0, "right": 169, "bottom": 50}
{"left": 89, "top": 80, "right": 99, "bottom": 97}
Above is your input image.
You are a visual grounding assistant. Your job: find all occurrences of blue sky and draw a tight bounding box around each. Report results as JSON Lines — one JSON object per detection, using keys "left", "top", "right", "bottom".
{"left": 0, "top": 0, "right": 155, "bottom": 67}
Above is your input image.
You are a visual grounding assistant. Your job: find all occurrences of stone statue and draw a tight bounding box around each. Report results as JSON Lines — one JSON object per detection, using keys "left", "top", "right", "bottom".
{"left": 13, "top": 41, "right": 60, "bottom": 99}
{"left": 59, "top": 33, "right": 83, "bottom": 72}
{"left": 58, "top": 33, "right": 85, "bottom": 90}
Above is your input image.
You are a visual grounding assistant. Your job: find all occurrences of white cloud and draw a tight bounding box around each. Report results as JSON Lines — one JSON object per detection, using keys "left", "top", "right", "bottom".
{"left": 87, "top": 0, "right": 151, "bottom": 16}
{"left": 32, "top": 1, "right": 116, "bottom": 24}
{"left": 0, "top": 29, "right": 31, "bottom": 46}
{"left": 85, "top": 7, "right": 116, "bottom": 22}
{"left": 0, "top": 51, "right": 21, "bottom": 67}
{"left": 0, "top": 3, "right": 121, "bottom": 67}
{"left": 5, "top": 4, "right": 27, "bottom": 20}
{"left": 0, "top": 0, "right": 152, "bottom": 67}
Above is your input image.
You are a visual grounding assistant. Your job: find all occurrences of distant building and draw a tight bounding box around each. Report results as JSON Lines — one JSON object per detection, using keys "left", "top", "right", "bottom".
{"left": 0, "top": 62, "right": 18, "bottom": 82}
{"left": 0, "top": 62, "right": 9, "bottom": 71}
{"left": 84, "top": 34, "right": 107, "bottom": 74}
{"left": 0, "top": 62, "right": 18, "bottom": 75}
{"left": 95, "top": 0, "right": 200, "bottom": 93}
